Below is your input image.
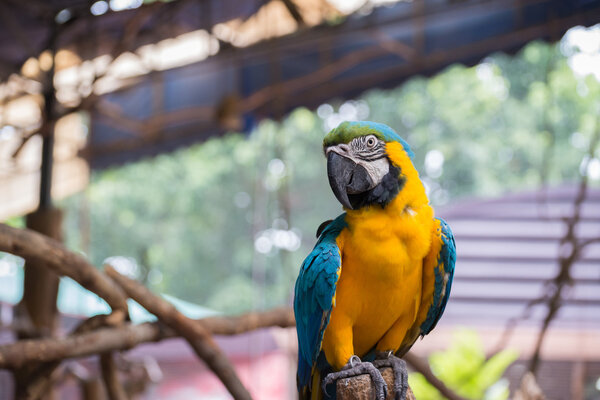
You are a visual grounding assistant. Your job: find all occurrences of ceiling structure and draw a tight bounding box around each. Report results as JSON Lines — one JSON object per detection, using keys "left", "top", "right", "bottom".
{"left": 0, "top": 0, "right": 600, "bottom": 219}
{"left": 0, "top": 0, "right": 339, "bottom": 219}
{"left": 0, "top": 0, "right": 270, "bottom": 80}
{"left": 87, "top": 0, "right": 600, "bottom": 168}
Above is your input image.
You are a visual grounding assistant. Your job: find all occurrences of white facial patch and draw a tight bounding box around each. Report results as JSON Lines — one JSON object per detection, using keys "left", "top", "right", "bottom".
{"left": 360, "top": 157, "right": 389, "bottom": 189}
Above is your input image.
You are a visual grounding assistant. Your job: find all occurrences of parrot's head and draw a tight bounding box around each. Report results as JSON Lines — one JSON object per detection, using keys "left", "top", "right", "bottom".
{"left": 323, "top": 121, "right": 417, "bottom": 210}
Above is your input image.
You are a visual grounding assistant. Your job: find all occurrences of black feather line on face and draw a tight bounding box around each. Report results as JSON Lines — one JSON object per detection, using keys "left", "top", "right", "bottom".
{"left": 351, "top": 136, "right": 386, "bottom": 161}
{"left": 347, "top": 162, "right": 404, "bottom": 209}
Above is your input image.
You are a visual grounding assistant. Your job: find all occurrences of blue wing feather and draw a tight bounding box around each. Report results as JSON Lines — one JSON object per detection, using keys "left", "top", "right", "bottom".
{"left": 420, "top": 218, "right": 456, "bottom": 335}
{"left": 294, "top": 214, "right": 347, "bottom": 392}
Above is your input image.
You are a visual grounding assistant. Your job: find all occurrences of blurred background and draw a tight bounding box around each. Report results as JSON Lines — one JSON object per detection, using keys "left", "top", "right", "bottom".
{"left": 0, "top": 0, "right": 599, "bottom": 399}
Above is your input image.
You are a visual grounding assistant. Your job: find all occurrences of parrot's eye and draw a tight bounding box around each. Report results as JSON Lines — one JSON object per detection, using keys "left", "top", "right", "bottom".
{"left": 366, "top": 136, "right": 376, "bottom": 148}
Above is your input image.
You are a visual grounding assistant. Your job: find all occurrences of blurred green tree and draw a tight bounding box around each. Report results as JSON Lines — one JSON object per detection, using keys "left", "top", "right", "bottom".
{"left": 59, "top": 39, "right": 600, "bottom": 313}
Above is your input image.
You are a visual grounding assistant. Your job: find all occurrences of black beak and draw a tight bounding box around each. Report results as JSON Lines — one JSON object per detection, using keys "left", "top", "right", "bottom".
{"left": 327, "top": 152, "right": 373, "bottom": 210}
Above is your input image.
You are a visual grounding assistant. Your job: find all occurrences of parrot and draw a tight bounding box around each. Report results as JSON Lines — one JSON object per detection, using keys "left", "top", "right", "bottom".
{"left": 294, "top": 121, "right": 456, "bottom": 400}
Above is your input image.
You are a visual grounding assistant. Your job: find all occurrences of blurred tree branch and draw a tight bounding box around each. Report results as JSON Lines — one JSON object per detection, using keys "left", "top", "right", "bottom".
{"left": 104, "top": 265, "right": 252, "bottom": 400}
{"left": 0, "top": 220, "right": 467, "bottom": 400}
{"left": 99, "top": 353, "right": 128, "bottom": 400}
{"left": 13, "top": 310, "right": 125, "bottom": 400}
{"left": 404, "top": 353, "right": 467, "bottom": 400}
{"left": 514, "top": 372, "right": 546, "bottom": 400}
{"left": 0, "top": 223, "right": 128, "bottom": 312}
{"left": 527, "top": 116, "right": 600, "bottom": 375}
{"left": 11, "top": 312, "right": 126, "bottom": 400}
{"left": 0, "top": 308, "right": 295, "bottom": 369}
{"left": 494, "top": 112, "right": 600, "bottom": 370}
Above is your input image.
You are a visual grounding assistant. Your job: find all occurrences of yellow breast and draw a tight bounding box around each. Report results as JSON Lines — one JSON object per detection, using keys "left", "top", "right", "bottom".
{"left": 346, "top": 204, "right": 431, "bottom": 346}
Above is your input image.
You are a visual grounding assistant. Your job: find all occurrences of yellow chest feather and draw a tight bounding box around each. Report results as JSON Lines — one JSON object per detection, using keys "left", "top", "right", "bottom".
{"left": 323, "top": 202, "right": 434, "bottom": 363}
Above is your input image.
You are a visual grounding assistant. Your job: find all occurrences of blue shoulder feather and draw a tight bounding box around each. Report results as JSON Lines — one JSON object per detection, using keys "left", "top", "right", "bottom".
{"left": 294, "top": 214, "right": 347, "bottom": 391}
{"left": 420, "top": 218, "right": 456, "bottom": 335}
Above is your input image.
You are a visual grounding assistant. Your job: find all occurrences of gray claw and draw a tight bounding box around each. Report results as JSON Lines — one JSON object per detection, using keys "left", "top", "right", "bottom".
{"left": 373, "top": 353, "right": 408, "bottom": 400}
{"left": 322, "top": 356, "right": 388, "bottom": 400}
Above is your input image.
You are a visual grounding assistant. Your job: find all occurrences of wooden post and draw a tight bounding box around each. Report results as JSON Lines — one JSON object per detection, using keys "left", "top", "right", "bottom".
{"left": 13, "top": 209, "right": 62, "bottom": 400}
{"left": 337, "top": 368, "right": 416, "bottom": 400}
{"left": 15, "top": 18, "right": 60, "bottom": 340}
{"left": 13, "top": 21, "right": 61, "bottom": 400}
{"left": 18, "top": 208, "right": 63, "bottom": 336}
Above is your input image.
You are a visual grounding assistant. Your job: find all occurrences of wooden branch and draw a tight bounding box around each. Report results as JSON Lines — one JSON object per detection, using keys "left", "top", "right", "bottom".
{"left": 104, "top": 265, "right": 252, "bottom": 400}
{"left": 0, "top": 224, "right": 128, "bottom": 313}
{"left": 92, "top": 314, "right": 129, "bottom": 400}
{"left": 492, "top": 296, "right": 547, "bottom": 354}
{"left": 578, "top": 236, "right": 600, "bottom": 250}
{"left": 404, "top": 353, "right": 467, "bottom": 400}
{"left": 100, "top": 353, "right": 128, "bottom": 400}
{"left": 495, "top": 121, "right": 600, "bottom": 367}
{"left": 204, "top": 306, "right": 295, "bottom": 335}
{"left": 0, "top": 323, "right": 161, "bottom": 370}
{"left": 10, "top": 312, "right": 127, "bottom": 400}
{"left": 528, "top": 118, "right": 600, "bottom": 375}
{"left": 80, "top": 378, "right": 105, "bottom": 400}
{"left": 62, "top": 362, "right": 105, "bottom": 400}
{"left": 0, "top": 308, "right": 294, "bottom": 369}
{"left": 15, "top": 363, "right": 62, "bottom": 400}
{"left": 0, "top": 306, "right": 466, "bottom": 400}
{"left": 514, "top": 372, "right": 546, "bottom": 400}
{"left": 337, "top": 368, "right": 416, "bottom": 400}
{"left": 0, "top": 304, "right": 464, "bottom": 400}
{"left": 73, "top": 311, "right": 128, "bottom": 335}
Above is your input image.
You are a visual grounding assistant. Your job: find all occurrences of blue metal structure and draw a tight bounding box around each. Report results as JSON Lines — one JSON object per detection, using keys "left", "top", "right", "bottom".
{"left": 89, "top": 0, "right": 600, "bottom": 168}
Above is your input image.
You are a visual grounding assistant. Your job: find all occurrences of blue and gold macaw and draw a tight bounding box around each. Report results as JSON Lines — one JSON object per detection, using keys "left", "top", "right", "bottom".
{"left": 294, "top": 121, "right": 456, "bottom": 400}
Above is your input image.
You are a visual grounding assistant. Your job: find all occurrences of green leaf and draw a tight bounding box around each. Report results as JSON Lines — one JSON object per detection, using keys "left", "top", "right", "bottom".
{"left": 409, "top": 329, "right": 519, "bottom": 400}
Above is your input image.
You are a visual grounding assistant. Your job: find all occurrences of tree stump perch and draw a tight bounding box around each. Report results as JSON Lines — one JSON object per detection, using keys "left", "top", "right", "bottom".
{"left": 337, "top": 367, "right": 415, "bottom": 400}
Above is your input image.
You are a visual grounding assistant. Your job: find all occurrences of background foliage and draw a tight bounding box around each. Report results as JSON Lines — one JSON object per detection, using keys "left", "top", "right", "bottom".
{"left": 59, "top": 39, "right": 599, "bottom": 313}
{"left": 409, "top": 329, "right": 519, "bottom": 400}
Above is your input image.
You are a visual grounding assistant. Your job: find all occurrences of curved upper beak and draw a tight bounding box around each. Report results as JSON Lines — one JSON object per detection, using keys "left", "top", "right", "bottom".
{"left": 327, "top": 152, "right": 373, "bottom": 209}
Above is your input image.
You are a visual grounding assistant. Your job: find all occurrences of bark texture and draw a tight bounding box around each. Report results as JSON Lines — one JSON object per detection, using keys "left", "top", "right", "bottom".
{"left": 336, "top": 368, "right": 416, "bottom": 400}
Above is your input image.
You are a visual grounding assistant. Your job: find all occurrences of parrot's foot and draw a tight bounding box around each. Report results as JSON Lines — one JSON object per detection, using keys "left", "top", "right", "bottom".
{"left": 373, "top": 352, "right": 408, "bottom": 400}
{"left": 322, "top": 355, "right": 388, "bottom": 400}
